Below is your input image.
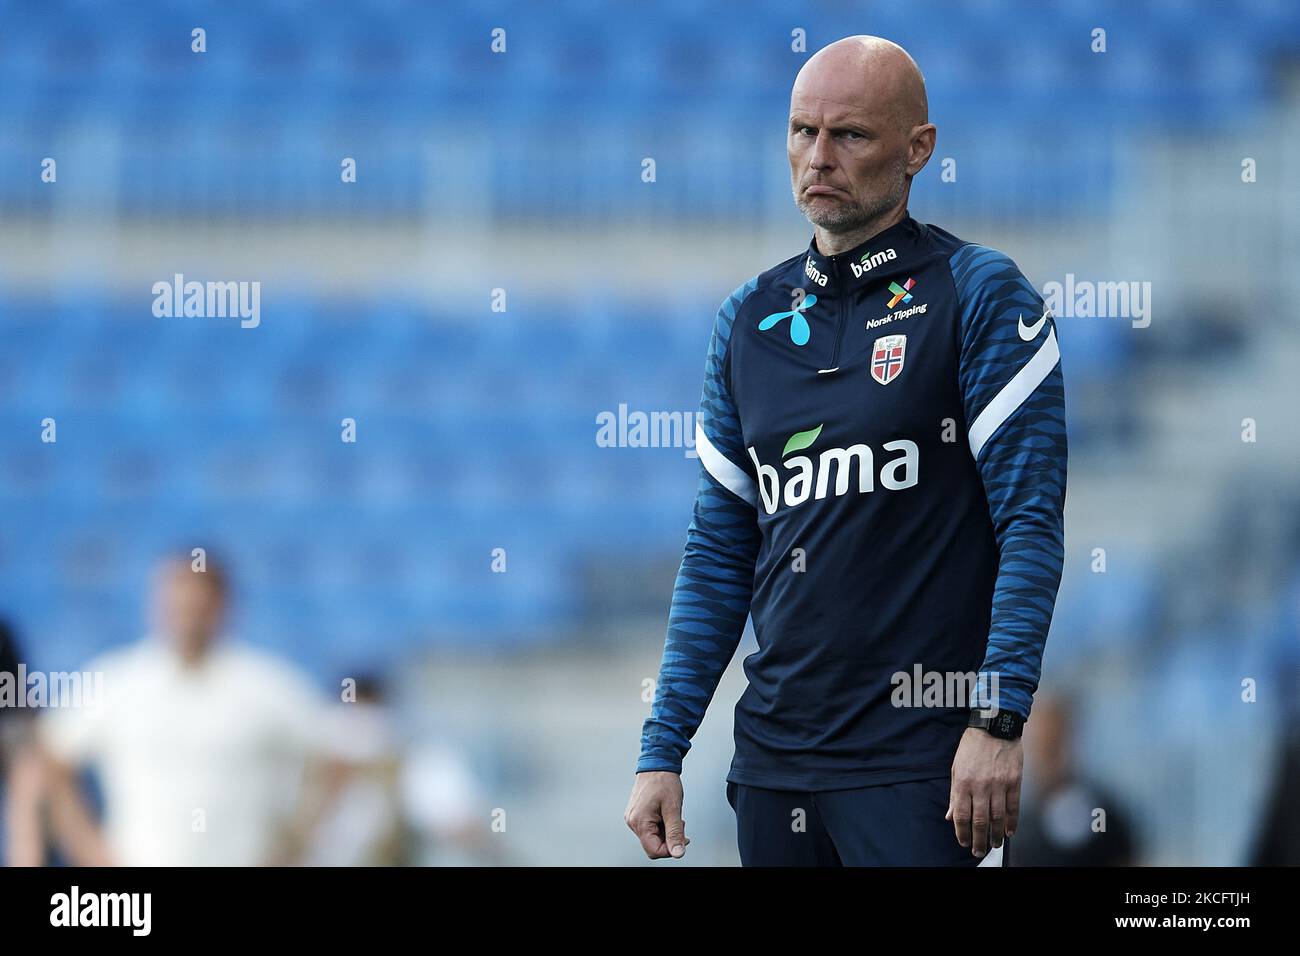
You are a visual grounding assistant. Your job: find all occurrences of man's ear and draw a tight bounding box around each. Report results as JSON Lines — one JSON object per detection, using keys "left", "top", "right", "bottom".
{"left": 908, "top": 124, "right": 937, "bottom": 176}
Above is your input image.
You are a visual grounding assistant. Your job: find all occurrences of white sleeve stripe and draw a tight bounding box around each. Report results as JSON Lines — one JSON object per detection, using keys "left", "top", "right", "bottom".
{"left": 967, "top": 326, "right": 1060, "bottom": 461}
{"left": 695, "top": 420, "right": 758, "bottom": 507}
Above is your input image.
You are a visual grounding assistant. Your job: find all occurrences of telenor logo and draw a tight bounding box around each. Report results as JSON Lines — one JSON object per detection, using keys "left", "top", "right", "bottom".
{"left": 887, "top": 278, "right": 916, "bottom": 308}
{"left": 747, "top": 424, "right": 918, "bottom": 515}
{"left": 759, "top": 294, "right": 818, "bottom": 346}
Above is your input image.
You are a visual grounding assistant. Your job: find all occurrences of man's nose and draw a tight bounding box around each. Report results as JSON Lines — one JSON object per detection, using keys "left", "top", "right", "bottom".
{"left": 808, "top": 130, "right": 835, "bottom": 169}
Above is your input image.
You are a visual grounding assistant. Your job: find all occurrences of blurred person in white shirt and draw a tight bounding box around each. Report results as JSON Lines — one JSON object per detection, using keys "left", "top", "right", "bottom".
{"left": 34, "top": 554, "right": 343, "bottom": 866}
{"left": 304, "top": 674, "right": 406, "bottom": 866}
{"left": 399, "top": 739, "right": 490, "bottom": 865}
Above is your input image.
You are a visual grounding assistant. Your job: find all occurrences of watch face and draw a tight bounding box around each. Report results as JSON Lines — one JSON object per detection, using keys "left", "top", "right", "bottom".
{"left": 991, "top": 712, "right": 1022, "bottom": 738}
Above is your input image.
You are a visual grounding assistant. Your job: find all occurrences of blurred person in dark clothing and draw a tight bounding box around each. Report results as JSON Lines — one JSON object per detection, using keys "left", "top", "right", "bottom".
{"left": 1, "top": 620, "right": 25, "bottom": 862}
{"left": 1011, "top": 693, "right": 1137, "bottom": 866}
{"left": 1249, "top": 726, "right": 1300, "bottom": 865}
{"left": 1249, "top": 572, "right": 1300, "bottom": 866}
{"left": 1, "top": 619, "right": 46, "bottom": 866}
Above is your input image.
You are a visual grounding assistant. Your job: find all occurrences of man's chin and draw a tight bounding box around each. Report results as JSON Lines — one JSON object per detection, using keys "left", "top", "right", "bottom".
{"left": 798, "top": 199, "right": 869, "bottom": 232}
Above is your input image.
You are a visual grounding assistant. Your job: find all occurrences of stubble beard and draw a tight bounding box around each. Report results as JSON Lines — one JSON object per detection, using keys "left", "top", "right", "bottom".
{"left": 794, "top": 161, "right": 909, "bottom": 234}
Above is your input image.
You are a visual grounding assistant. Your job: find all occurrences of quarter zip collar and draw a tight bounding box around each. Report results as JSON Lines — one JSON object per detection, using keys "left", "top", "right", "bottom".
{"left": 802, "top": 214, "right": 921, "bottom": 289}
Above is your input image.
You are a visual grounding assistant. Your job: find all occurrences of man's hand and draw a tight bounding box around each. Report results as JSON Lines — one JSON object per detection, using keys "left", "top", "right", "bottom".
{"left": 624, "top": 771, "right": 691, "bottom": 860}
{"left": 946, "top": 726, "right": 1023, "bottom": 859}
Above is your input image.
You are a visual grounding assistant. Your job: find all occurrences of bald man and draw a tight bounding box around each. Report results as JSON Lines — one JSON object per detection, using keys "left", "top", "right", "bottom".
{"left": 625, "top": 37, "right": 1067, "bottom": 866}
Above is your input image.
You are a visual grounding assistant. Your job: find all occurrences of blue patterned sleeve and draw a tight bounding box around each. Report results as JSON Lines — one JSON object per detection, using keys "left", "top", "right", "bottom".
{"left": 949, "top": 245, "right": 1068, "bottom": 721}
{"left": 636, "top": 279, "right": 762, "bottom": 774}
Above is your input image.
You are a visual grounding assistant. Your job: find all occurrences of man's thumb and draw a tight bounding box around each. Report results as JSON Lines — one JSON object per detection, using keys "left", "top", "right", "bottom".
{"left": 663, "top": 803, "right": 687, "bottom": 858}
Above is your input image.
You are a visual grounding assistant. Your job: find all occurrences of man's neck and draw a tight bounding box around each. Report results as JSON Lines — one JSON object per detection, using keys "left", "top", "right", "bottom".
{"left": 813, "top": 204, "right": 908, "bottom": 257}
{"left": 171, "top": 639, "right": 217, "bottom": 670}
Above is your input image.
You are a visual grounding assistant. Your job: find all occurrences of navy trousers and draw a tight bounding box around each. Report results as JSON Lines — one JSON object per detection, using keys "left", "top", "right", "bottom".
{"left": 726, "top": 777, "right": 982, "bottom": 867}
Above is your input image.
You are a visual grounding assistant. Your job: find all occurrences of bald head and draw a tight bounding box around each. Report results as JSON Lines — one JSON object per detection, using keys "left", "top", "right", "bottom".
{"left": 788, "top": 36, "right": 935, "bottom": 248}
{"left": 794, "top": 36, "right": 928, "bottom": 135}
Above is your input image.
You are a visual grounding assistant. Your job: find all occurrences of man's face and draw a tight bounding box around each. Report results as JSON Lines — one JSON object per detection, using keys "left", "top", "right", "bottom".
{"left": 788, "top": 83, "right": 912, "bottom": 233}
{"left": 153, "top": 563, "right": 224, "bottom": 657}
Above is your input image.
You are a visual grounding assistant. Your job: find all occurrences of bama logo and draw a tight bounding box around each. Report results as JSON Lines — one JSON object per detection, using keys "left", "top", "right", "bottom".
{"left": 850, "top": 247, "right": 897, "bottom": 278}
{"left": 746, "top": 424, "right": 918, "bottom": 515}
{"left": 803, "top": 256, "right": 828, "bottom": 287}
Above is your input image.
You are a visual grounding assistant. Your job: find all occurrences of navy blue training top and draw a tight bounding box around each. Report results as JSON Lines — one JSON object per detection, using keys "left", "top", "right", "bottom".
{"left": 637, "top": 214, "right": 1068, "bottom": 791}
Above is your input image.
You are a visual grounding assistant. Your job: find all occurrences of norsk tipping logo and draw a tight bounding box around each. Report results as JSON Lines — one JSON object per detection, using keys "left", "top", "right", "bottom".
{"left": 887, "top": 278, "right": 916, "bottom": 308}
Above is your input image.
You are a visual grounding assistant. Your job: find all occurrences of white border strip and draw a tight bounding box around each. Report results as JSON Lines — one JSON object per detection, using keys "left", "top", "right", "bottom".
{"left": 968, "top": 327, "right": 1060, "bottom": 461}
{"left": 695, "top": 420, "right": 757, "bottom": 507}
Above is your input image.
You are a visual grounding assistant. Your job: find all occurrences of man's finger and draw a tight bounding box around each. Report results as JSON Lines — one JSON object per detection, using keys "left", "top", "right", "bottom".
{"left": 970, "top": 786, "right": 990, "bottom": 858}
{"left": 662, "top": 800, "right": 688, "bottom": 859}
{"left": 949, "top": 782, "right": 972, "bottom": 849}
{"left": 628, "top": 812, "right": 669, "bottom": 859}
{"left": 989, "top": 787, "right": 1007, "bottom": 849}
{"left": 641, "top": 820, "right": 670, "bottom": 859}
{"left": 1005, "top": 784, "right": 1021, "bottom": 838}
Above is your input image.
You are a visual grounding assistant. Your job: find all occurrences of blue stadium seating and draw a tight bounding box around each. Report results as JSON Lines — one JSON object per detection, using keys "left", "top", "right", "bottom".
{"left": 0, "top": 1, "right": 1294, "bottom": 218}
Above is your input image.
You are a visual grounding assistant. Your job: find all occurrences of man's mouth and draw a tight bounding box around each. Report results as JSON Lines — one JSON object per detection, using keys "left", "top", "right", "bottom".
{"left": 804, "top": 184, "right": 842, "bottom": 196}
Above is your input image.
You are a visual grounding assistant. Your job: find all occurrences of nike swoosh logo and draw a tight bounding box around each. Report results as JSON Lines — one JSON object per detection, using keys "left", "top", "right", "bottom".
{"left": 1018, "top": 307, "right": 1049, "bottom": 341}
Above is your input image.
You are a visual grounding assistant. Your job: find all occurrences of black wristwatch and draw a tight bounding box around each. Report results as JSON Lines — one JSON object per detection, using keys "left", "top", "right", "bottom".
{"left": 967, "top": 708, "right": 1025, "bottom": 740}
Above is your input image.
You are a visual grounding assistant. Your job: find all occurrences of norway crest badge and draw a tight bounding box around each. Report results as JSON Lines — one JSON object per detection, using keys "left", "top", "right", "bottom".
{"left": 871, "top": 333, "right": 906, "bottom": 385}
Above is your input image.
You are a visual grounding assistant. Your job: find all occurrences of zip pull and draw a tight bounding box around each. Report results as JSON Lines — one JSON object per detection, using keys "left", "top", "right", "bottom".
{"left": 825, "top": 256, "right": 850, "bottom": 370}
